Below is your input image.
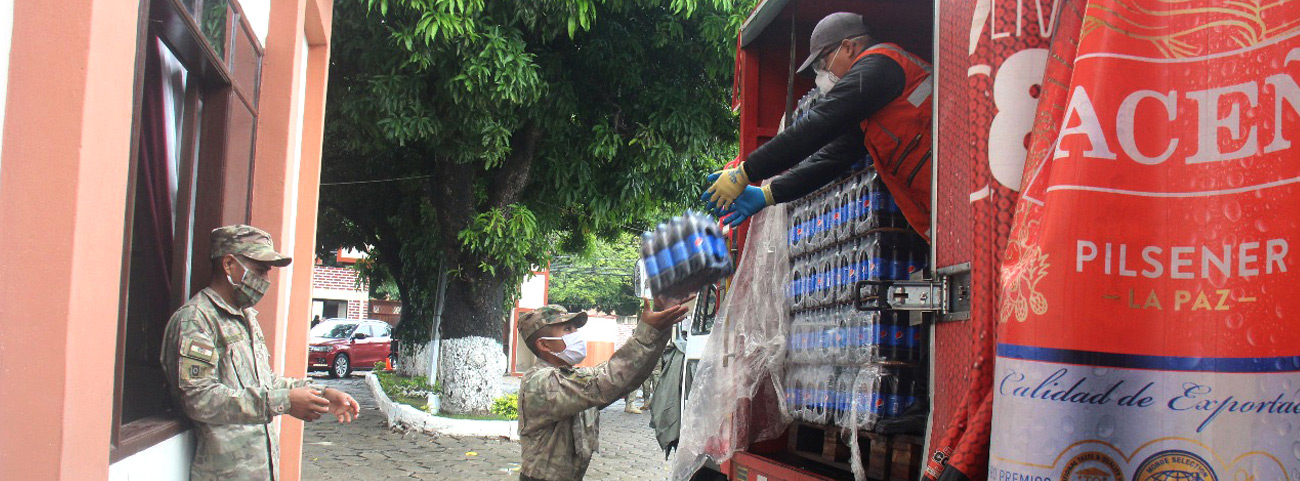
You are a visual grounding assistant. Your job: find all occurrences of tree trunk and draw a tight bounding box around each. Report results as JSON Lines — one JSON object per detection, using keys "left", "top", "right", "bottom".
{"left": 434, "top": 268, "right": 510, "bottom": 414}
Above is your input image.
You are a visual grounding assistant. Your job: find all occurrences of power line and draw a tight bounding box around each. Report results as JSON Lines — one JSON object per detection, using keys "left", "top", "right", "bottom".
{"left": 322, "top": 174, "right": 434, "bottom": 185}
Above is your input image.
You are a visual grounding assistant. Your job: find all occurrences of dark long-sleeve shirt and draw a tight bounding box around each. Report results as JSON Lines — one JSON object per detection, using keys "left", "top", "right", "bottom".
{"left": 743, "top": 51, "right": 907, "bottom": 203}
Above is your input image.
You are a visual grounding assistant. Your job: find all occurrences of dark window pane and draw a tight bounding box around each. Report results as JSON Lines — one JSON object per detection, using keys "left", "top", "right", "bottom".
{"left": 231, "top": 20, "right": 261, "bottom": 109}
{"left": 180, "top": 0, "right": 199, "bottom": 17}
{"left": 122, "top": 39, "right": 192, "bottom": 425}
{"left": 221, "top": 100, "right": 255, "bottom": 224}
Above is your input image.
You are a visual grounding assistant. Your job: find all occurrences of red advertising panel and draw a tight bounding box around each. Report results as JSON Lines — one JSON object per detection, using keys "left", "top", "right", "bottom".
{"left": 930, "top": 0, "right": 1057, "bottom": 478}
{"left": 991, "top": 1, "right": 1300, "bottom": 480}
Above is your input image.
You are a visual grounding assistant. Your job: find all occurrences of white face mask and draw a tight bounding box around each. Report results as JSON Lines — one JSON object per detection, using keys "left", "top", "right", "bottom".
{"left": 815, "top": 69, "right": 840, "bottom": 93}
{"left": 540, "top": 331, "right": 587, "bottom": 365}
{"left": 813, "top": 46, "right": 846, "bottom": 93}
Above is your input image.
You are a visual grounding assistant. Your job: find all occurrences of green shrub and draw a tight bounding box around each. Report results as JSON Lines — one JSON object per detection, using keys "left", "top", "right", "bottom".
{"left": 490, "top": 393, "right": 519, "bottom": 420}
{"left": 376, "top": 372, "right": 439, "bottom": 410}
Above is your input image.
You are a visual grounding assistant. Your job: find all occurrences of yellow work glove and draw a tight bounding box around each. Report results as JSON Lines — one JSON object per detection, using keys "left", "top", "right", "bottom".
{"left": 703, "top": 165, "right": 752, "bottom": 211}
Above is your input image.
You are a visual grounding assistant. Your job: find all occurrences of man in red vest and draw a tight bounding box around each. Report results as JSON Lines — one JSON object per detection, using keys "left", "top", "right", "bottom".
{"left": 704, "top": 12, "right": 933, "bottom": 241}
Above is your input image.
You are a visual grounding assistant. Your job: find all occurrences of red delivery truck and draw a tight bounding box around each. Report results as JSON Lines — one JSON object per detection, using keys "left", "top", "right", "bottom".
{"left": 668, "top": 0, "right": 1300, "bottom": 481}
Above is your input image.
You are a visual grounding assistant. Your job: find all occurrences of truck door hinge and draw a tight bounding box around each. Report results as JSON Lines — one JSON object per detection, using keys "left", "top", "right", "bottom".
{"left": 852, "top": 263, "right": 971, "bottom": 322}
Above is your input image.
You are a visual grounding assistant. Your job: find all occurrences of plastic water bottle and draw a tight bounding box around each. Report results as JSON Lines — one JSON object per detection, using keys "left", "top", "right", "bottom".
{"left": 859, "top": 310, "right": 879, "bottom": 362}
{"left": 789, "top": 207, "right": 802, "bottom": 253}
{"left": 840, "top": 245, "right": 859, "bottom": 303}
{"left": 653, "top": 225, "right": 676, "bottom": 289}
{"left": 829, "top": 185, "right": 845, "bottom": 243}
{"left": 665, "top": 218, "right": 690, "bottom": 284}
{"left": 852, "top": 366, "right": 882, "bottom": 429}
{"left": 881, "top": 366, "right": 901, "bottom": 418}
{"left": 835, "top": 366, "right": 856, "bottom": 428}
{"left": 868, "top": 170, "right": 895, "bottom": 229}
{"left": 863, "top": 233, "right": 886, "bottom": 280}
{"left": 702, "top": 214, "right": 733, "bottom": 277}
{"left": 680, "top": 213, "right": 706, "bottom": 276}
{"left": 814, "top": 367, "right": 832, "bottom": 424}
{"left": 877, "top": 311, "right": 897, "bottom": 361}
{"left": 799, "top": 368, "right": 816, "bottom": 422}
{"left": 787, "top": 312, "right": 804, "bottom": 363}
{"left": 887, "top": 232, "right": 909, "bottom": 281}
{"left": 789, "top": 261, "right": 802, "bottom": 312}
{"left": 640, "top": 232, "right": 661, "bottom": 294}
{"left": 853, "top": 171, "right": 873, "bottom": 235}
{"left": 907, "top": 231, "right": 929, "bottom": 279}
{"left": 784, "top": 367, "right": 799, "bottom": 418}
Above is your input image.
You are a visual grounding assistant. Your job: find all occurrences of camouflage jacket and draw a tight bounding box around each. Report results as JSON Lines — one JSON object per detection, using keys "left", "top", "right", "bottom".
{"left": 518, "top": 322, "right": 670, "bottom": 481}
{"left": 160, "top": 288, "right": 316, "bottom": 481}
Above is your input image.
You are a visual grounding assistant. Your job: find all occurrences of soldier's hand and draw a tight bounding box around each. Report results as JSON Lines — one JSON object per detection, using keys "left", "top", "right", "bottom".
{"left": 640, "top": 296, "right": 695, "bottom": 331}
{"left": 288, "top": 387, "right": 330, "bottom": 422}
{"left": 322, "top": 387, "right": 361, "bottom": 423}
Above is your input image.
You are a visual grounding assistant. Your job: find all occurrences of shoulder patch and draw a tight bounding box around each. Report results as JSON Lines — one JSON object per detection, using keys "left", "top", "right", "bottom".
{"left": 180, "top": 357, "right": 214, "bottom": 381}
{"left": 560, "top": 368, "right": 597, "bottom": 383}
{"left": 180, "top": 338, "right": 216, "bottom": 364}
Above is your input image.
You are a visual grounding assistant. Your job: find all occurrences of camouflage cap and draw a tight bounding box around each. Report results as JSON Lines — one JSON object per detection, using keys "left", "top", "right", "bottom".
{"left": 210, "top": 225, "right": 293, "bottom": 267}
{"left": 518, "top": 305, "right": 588, "bottom": 343}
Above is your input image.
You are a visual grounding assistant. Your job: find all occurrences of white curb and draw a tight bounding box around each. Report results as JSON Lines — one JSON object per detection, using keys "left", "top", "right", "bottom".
{"left": 364, "top": 372, "right": 519, "bottom": 441}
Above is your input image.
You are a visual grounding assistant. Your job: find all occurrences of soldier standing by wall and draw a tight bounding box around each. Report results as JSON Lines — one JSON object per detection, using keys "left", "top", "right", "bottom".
{"left": 161, "top": 225, "right": 361, "bottom": 481}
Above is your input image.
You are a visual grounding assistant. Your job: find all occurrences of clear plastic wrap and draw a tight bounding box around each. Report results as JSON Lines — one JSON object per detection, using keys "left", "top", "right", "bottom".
{"left": 670, "top": 198, "right": 792, "bottom": 481}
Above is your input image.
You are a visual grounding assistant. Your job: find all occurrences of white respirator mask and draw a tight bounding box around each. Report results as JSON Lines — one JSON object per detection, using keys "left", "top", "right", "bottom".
{"left": 814, "top": 69, "right": 841, "bottom": 94}
{"left": 540, "top": 331, "right": 588, "bottom": 365}
{"left": 813, "top": 46, "right": 845, "bottom": 93}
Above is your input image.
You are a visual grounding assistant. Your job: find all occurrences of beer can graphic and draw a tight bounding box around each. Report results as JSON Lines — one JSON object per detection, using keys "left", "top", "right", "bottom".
{"left": 989, "top": 1, "right": 1300, "bottom": 481}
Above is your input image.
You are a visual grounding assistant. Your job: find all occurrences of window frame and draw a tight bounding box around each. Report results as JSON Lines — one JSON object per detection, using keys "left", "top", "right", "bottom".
{"left": 110, "top": 0, "right": 265, "bottom": 463}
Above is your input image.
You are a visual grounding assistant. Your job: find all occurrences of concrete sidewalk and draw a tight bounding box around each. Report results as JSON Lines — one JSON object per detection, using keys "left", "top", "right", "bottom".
{"left": 303, "top": 375, "right": 670, "bottom": 481}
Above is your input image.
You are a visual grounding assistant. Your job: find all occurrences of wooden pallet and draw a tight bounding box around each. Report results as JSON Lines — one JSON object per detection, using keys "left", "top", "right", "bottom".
{"left": 786, "top": 422, "right": 923, "bottom": 480}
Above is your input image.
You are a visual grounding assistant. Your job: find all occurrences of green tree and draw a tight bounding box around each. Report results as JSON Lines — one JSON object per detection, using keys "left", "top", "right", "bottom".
{"left": 318, "top": 0, "right": 746, "bottom": 413}
{"left": 548, "top": 234, "right": 643, "bottom": 316}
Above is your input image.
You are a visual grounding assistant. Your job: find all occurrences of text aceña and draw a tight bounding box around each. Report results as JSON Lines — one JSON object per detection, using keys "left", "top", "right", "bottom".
{"left": 1051, "top": 48, "right": 1300, "bottom": 166}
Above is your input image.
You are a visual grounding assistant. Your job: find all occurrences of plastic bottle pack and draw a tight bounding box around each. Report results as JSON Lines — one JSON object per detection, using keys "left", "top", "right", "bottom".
{"left": 641, "top": 211, "right": 734, "bottom": 302}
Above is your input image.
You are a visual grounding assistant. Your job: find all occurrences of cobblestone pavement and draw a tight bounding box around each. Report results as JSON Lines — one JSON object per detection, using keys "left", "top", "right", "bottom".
{"left": 302, "top": 374, "right": 672, "bottom": 481}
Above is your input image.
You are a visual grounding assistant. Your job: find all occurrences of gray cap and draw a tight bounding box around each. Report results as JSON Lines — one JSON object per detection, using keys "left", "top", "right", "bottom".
{"left": 796, "top": 12, "right": 871, "bottom": 76}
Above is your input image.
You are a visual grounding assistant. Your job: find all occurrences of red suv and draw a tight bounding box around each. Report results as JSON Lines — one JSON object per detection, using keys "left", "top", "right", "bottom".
{"left": 308, "top": 319, "right": 393, "bottom": 378}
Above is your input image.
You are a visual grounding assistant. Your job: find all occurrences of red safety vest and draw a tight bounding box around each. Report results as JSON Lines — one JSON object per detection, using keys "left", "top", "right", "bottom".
{"left": 857, "top": 43, "right": 933, "bottom": 241}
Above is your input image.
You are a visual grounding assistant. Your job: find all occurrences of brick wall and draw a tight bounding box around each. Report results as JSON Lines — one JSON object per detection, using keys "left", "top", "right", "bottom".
{"left": 313, "top": 265, "right": 370, "bottom": 320}
{"left": 312, "top": 265, "right": 368, "bottom": 291}
{"left": 615, "top": 319, "right": 636, "bottom": 349}
{"left": 346, "top": 299, "right": 369, "bottom": 319}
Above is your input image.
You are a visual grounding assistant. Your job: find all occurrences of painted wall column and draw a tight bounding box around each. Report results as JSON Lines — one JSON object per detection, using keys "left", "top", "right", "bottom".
{"left": 0, "top": 0, "right": 142, "bottom": 479}
{"left": 250, "top": 0, "right": 333, "bottom": 479}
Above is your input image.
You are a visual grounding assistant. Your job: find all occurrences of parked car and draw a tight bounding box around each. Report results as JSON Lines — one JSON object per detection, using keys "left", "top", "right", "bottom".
{"left": 308, "top": 319, "right": 393, "bottom": 378}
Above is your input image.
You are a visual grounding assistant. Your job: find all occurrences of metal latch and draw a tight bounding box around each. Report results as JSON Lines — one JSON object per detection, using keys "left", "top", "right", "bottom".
{"left": 852, "top": 263, "right": 971, "bottom": 322}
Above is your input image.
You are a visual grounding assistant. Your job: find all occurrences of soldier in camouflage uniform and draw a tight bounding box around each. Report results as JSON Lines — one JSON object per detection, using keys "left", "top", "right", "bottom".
{"left": 517, "top": 300, "right": 692, "bottom": 481}
{"left": 161, "top": 225, "right": 361, "bottom": 481}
